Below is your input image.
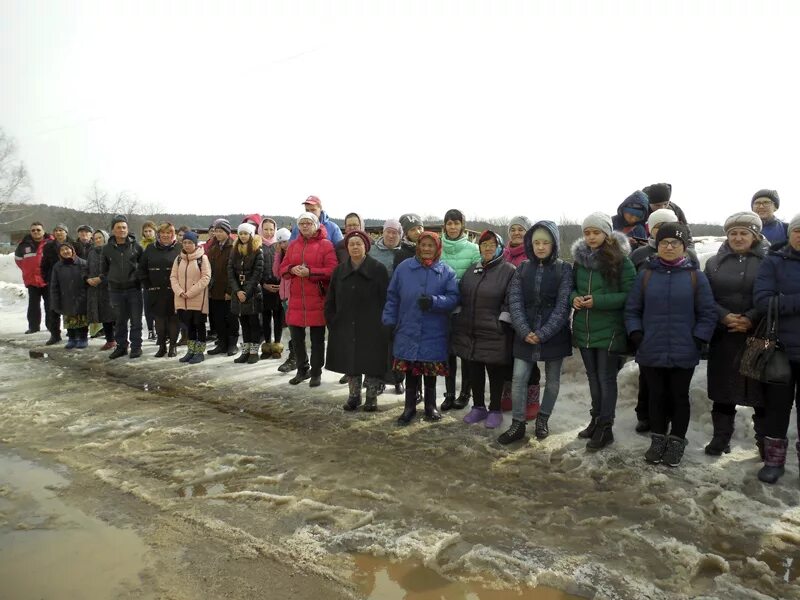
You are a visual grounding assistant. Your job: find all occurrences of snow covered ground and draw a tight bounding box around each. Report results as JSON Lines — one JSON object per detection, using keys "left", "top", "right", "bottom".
{"left": 0, "top": 250, "right": 798, "bottom": 600}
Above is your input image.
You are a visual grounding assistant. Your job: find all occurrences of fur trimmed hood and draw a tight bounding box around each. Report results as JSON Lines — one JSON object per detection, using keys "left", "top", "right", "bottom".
{"left": 570, "top": 230, "right": 631, "bottom": 269}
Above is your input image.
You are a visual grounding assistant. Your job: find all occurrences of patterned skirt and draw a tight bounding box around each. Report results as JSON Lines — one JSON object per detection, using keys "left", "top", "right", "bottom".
{"left": 392, "top": 359, "right": 449, "bottom": 377}
{"left": 65, "top": 314, "right": 89, "bottom": 329}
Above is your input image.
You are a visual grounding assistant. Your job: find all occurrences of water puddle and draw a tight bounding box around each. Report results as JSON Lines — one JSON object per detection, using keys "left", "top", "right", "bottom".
{"left": 351, "top": 554, "right": 583, "bottom": 599}
{"left": 0, "top": 453, "right": 151, "bottom": 600}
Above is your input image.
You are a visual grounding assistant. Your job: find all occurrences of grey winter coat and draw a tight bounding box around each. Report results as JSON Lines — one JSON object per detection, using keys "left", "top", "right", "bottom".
{"left": 369, "top": 238, "right": 400, "bottom": 277}
{"left": 50, "top": 257, "right": 88, "bottom": 316}
{"left": 86, "top": 244, "right": 115, "bottom": 323}
{"left": 451, "top": 254, "right": 515, "bottom": 365}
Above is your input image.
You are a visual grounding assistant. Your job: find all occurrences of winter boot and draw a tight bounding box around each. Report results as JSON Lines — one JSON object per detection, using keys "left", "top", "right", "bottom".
{"left": 207, "top": 342, "right": 226, "bottom": 355}
{"left": 64, "top": 337, "right": 77, "bottom": 350}
{"left": 260, "top": 342, "right": 272, "bottom": 360}
{"left": 705, "top": 411, "right": 735, "bottom": 456}
{"left": 498, "top": 419, "right": 526, "bottom": 445}
{"left": 758, "top": 437, "right": 788, "bottom": 484}
{"left": 309, "top": 373, "right": 322, "bottom": 387}
{"left": 188, "top": 342, "right": 206, "bottom": 364}
{"left": 289, "top": 367, "right": 311, "bottom": 385}
{"left": 179, "top": 340, "right": 196, "bottom": 363}
{"left": 394, "top": 381, "right": 405, "bottom": 395}
{"left": 338, "top": 374, "right": 349, "bottom": 384}
{"left": 247, "top": 344, "right": 260, "bottom": 364}
{"left": 75, "top": 337, "right": 88, "bottom": 349}
{"left": 343, "top": 377, "right": 361, "bottom": 411}
{"left": 586, "top": 420, "right": 614, "bottom": 452}
{"left": 644, "top": 433, "right": 668, "bottom": 464}
{"left": 167, "top": 343, "right": 178, "bottom": 357}
{"left": 234, "top": 343, "right": 251, "bottom": 363}
{"left": 534, "top": 413, "right": 550, "bottom": 439}
{"left": 463, "top": 406, "right": 488, "bottom": 424}
{"left": 278, "top": 341, "right": 297, "bottom": 372}
{"left": 154, "top": 342, "right": 167, "bottom": 358}
{"left": 577, "top": 415, "right": 598, "bottom": 439}
{"left": 226, "top": 337, "right": 239, "bottom": 356}
{"left": 423, "top": 387, "right": 441, "bottom": 422}
{"left": 271, "top": 343, "right": 284, "bottom": 359}
{"left": 662, "top": 435, "right": 688, "bottom": 467}
{"left": 45, "top": 334, "right": 62, "bottom": 346}
{"left": 440, "top": 392, "right": 457, "bottom": 412}
{"left": 129, "top": 347, "right": 142, "bottom": 359}
{"left": 363, "top": 385, "right": 379, "bottom": 412}
{"left": 396, "top": 389, "right": 417, "bottom": 426}
{"left": 485, "top": 410, "right": 503, "bottom": 429}
{"left": 109, "top": 345, "right": 128, "bottom": 360}
{"left": 453, "top": 392, "right": 470, "bottom": 410}
{"left": 500, "top": 381, "right": 512, "bottom": 412}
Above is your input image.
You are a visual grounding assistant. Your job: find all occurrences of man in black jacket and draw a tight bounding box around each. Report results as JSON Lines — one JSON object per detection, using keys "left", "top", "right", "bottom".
{"left": 643, "top": 183, "right": 688, "bottom": 225}
{"left": 98, "top": 215, "right": 143, "bottom": 359}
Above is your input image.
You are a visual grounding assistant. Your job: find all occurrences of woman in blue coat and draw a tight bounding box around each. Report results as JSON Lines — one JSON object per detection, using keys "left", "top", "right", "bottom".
{"left": 383, "top": 231, "right": 460, "bottom": 425}
{"left": 752, "top": 214, "right": 800, "bottom": 484}
{"left": 625, "top": 223, "right": 717, "bottom": 467}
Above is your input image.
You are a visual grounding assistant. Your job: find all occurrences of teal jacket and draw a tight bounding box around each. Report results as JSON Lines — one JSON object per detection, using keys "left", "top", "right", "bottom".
{"left": 441, "top": 235, "right": 480, "bottom": 281}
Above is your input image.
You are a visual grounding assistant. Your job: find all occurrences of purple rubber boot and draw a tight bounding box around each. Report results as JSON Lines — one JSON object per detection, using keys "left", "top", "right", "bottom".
{"left": 463, "top": 406, "right": 488, "bottom": 424}
{"left": 485, "top": 410, "right": 503, "bottom": 429}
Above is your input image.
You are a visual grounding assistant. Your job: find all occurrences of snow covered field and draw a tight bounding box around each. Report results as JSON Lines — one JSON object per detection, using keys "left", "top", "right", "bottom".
{"left": 1, "top": 248, "right": 799, "bottom": 600}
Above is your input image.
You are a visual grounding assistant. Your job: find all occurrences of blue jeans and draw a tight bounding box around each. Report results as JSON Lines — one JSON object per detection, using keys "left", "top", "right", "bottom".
{"left": 511, "top": 358, "right": 563, "bottom": 422}
{"left": 109, "top": 288, "right": 143, "bottom": 350}
{"left": 579, "top": 348, "right": 622, "bottom": 422}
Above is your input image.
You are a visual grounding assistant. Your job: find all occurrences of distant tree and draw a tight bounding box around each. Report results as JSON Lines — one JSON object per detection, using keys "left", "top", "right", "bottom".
{"left": 82, "top": 181, "right": 161, "bottom": 224}
{"left": 0, "top": 128, "right": 33, "bottom": 225}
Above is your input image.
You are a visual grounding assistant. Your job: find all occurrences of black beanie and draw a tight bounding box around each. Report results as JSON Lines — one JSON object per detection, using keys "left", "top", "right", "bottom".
{"left": 751, "top": 189, "right": 780, "bottom": 210}
{"left": 643, "top": 183, "right": 672, "bottom": 205}
{"left": 399, "top": 213, "right": 423, "bottom": 235}
{"left": 444, "top": 209, "right": 465, "bottom": 224}
{"left": 655, "top": 222, "right": 690, "bottom": 248}
{"left": 110, "top": 214, "right": 128, "bottom": 229}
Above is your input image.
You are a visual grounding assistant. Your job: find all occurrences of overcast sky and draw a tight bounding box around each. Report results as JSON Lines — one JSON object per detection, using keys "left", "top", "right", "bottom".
{"left": 2, "top": 0, "right": 799, "bottom": 225}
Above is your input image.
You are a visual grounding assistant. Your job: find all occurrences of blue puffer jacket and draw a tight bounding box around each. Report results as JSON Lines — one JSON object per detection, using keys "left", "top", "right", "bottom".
{"left": 753, "top": 242, "right": 800, "bottom": 361}
{"left": 625, "top": 257, "right": 718, "bottom": 368}
{"left": 382, "top": 258, "right": 460, "bottom": 362}
{"left": 507, "top": 221, "right": 573, "bottom": 363}
{"left": 761, "top": 219, "right": 789, "bottom": 246}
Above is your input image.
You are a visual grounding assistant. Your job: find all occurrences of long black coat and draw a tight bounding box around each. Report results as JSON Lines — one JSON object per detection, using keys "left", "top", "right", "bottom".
{"left": 50, "top": 257, "right": 88, "bottom": 316}
{"left": 704, "top": 241, "right": 766, "bottom": 406}
{"left": 137, "top": 241, "right": 180, "bottom": 318}
{"left": 86, "top": 246, "right": 115, "bottom": 323}
{"left": 324, "top": 255, "right": 390, "bottom": 377}
{"left": 228, "top": 241, "right": 264, "bottom": 316}
{"left": 451, "top": 256, "right": 515, "bottom": 365}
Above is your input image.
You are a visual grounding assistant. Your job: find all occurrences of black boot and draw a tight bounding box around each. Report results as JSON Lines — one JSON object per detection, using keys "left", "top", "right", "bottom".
{"left": 278, "top": 341, "right": 297, "bottom": 373}
{"left": 705, "top": 411, "right": 734, "bottom": 456}
{"left": 440, "top": 392, "right": 456, "bottom": 411}
{"left": 577, "top": 416, "right": 598, "bottom": 439}
{"left": 534, "top": 413, "right": 550, "bottom": 440}
{"left": 396, "top": 390, "right": 417, "bottom": 426}
{"left": 498, "top": 419, "right": 526, "bottom": 445}
{"left": 154, "top": 343, "right": 167, "bottom": 358}
{"left": 233, "top": 343, "right": 251, "bottom": 363}
{"left": 452, "top": 392, "right": 470, "bottom": 410}
{"left": 586, "top": 419, "right": 614, "bottom": 451}
{"left": 207, "top": 343, "right": 226, "bottom": 355}
{"left": 167, "top": 343, "right": 178, "bottom": 358}
{"left": 289, "top": 367, "right": 311, "bottom": 385}
{"left": 423, "top": 386, "right": 441, "bottom": 422}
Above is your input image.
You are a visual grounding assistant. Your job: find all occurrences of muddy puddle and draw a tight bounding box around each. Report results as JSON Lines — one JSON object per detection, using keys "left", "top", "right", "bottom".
{"left": 0, "top": 453, "right": 151, "bottom": 600}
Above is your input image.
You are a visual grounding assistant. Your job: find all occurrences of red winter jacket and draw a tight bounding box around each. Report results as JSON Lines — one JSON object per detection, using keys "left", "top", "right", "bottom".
{"left": 14, "top": 233, "right": 53, "bottom": 287}
{"left": 279, "top": 226, "right": 337, "bottom": 327}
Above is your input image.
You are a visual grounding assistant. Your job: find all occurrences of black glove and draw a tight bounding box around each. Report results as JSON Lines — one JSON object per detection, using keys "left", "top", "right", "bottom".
{"left": 418, "top": 295, "right": 433, "bottom": 311}
{"left": 629, "top": 331, "right": 643, "bottom": 350}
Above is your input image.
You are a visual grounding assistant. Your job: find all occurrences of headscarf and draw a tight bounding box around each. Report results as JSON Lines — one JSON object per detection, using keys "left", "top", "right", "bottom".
{"left": 478, "top": 230, "right": 504, "bottom": 264}
{"left": 261, "top": 217, "right": 277, "bottom": 245}
{"left": 415, "top": 231, "right": 442, "bottom": 267}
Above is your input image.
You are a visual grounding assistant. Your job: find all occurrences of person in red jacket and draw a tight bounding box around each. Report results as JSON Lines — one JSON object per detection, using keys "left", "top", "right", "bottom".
{"left": 14, "top": 222, "right": 54, "bottom": 335}
{"left": 279, "top": 212, "right": 338, "bottom": 387}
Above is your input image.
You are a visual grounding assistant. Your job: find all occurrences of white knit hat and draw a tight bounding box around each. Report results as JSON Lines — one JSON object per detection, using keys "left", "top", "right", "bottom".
{"left": 297, "top": 212, "right": 320, "bottom": 230}
{"left": 237, "top": 222, "right": 256, "bottom": 236}
{"left": 275, "top": 228, "right": 291, "bottom": 243}
{"left": 582, "top": 212, "right": 612, "bottom": 236}
{"left": 647, "top": 208, "right": 678, "bottom": 232}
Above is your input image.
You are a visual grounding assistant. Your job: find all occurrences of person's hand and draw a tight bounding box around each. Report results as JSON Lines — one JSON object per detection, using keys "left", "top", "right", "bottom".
{"left": 736, "top": 316, "right": 753, "bottom": 333}
{"left": 418, "top": 295, "right": 433, "bottom": 311}
{"left": 291, "top": 265, "right": 310, "bottom": 278}
{"left": 179, "top": 291, "right": 188, "bottom": 299}
{"left": 224, "top": 293, "right": 231, "bottom": 301}
{"left": 582, "top": 295, "right": 594, "bottom": 309}
{"left": 87, "top": 276, "right": 101, "bottom": 287}
{"left": 572, "top": 296, "right": 584, "bottom": 310}
{"left": 266, "top": 284, "right": 280, "bottom": 293}
{"left": 237, "top": 291, "right": 247, "bottom": 303}
{"left": 524, "top": 332, "right": 540, "bottom": 345}
{"left": 722, "top": 313, "right": 739, "bottom": 328}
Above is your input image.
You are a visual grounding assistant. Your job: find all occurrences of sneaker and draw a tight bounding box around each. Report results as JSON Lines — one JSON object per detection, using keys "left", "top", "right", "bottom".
{"left": 497, "top": 420, "right": 526, "bottom": 445}
{"left": 644, "top": 433, "right": 667, "bottom": 464}
{"left": 100, "top": 341, "right": 117, "bottom": 351}
{"left": 129, "top": 348, "right": 142, "bottom": 359}
{"left": 109, "top": 346, "right": 128, "bottom": 360}
{"left": 289, "top": 370, "right": 311, "bottom": 385}
{"left": 75, "top": 339, "right": 88, "bottom": 350}
{"left": 463, "top": 406, "right": 488, "bottom": 424}
{"left": 484, "top": 410, "right": 503, "bottom": 429}
{"left": 64, "top": 339, "right": 77, "bottom": 350}
{"left": 662, "top": 435, "right": 688, "bottom": 467}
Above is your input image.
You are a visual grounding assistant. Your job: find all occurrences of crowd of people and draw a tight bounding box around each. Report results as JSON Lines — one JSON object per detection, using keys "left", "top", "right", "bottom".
{"left": 13, "top": 187, "right": 800, "bottom": 483}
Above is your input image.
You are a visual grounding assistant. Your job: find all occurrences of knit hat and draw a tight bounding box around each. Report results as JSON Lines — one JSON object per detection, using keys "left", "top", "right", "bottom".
{"left": 399, "top": 213, "right": 423, "bottom": 235}
{"left": 752, "top": 189, "right": 780, "bottom": 210}
{"left": 647, "top": 208, "right": 678, "bottom": 232}
{"left": 275, "top": 228, "right": 291, "bottom": 243}
{"left": 444, "top": 208, "right": 465, "bottom": 224}
{"left": 724, "top": 211, "right": 763, "bottom": 237}
{"left": 53, "top": 222, "right": 69, "bottom": 234}
{"left": 656, "top": 222, "right": 691, "bottom": 249}
{"left": 297, "top": 211, "right": 320, "bottom": 230}
{"left": 531, "top": 228, "right": 554, "bottom": 243}
{"left": 303, "top": 195, "right": 321, "bottom": 206}
{"left": 508, "top": 216, "right": 532, "bottom": 233}
{"left": 383, "top": 219, "right": 402, "bottom": 233}
{"left": 76, "top": 224, "right": 94, "bottom": 234}
{"left": 643, "top": 183, "right": 672, "bottom": 205}
{"left": 582, "top": 212, "right": 613, "bottom": 236}
{"left": 789, "top": 214, "right": 800, "bottom": 232}
{"left": 237, "top": 222, "right": 256, "bottom": 236}
{"left": 182, "top": 230, "right": 199, "bottom": 245}
{"left": 110, "top": 214, "right": 128, "bottom": 229}
{"left": 212, "top": 218, "right": 232, "bottom": 234}
{"left": 344, "top": 229, "right": 372, "bottom": 253}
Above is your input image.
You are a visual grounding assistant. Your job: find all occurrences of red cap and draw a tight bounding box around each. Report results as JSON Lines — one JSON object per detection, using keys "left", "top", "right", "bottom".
{"left": 303, "top": 195, "right": 321, "bottom": 206}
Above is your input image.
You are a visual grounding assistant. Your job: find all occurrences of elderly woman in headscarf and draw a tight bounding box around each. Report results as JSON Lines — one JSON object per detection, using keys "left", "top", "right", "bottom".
{"left": 325, "top": 230, "right": 391, "bottom": 412}
{"left": 86, "top": 229, "right": 116, "bottom": 351}
{"left": 382, "top": 231, "right": 460, "bottom": 425}
{"left": 452, "top": 230, "right": 516, "bottom": 429}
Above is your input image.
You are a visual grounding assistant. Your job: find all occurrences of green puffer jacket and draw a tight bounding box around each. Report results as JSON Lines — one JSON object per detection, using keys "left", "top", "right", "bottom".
{"left": 441, "top": 235, "right": 480, "bottom": 281}
{"left": 569, "top": 232, "right": 636, "bottom": 353}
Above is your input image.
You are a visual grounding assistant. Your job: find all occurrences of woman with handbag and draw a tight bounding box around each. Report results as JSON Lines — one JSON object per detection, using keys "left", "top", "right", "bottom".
{"left": 625, "top": 222, "right": 717, "bottom": 467}
{"left": 752, "top": 214, "right": 800, "bottom": 484}
{"left": 704, "top": 212, "right": 767, "bottom": 457}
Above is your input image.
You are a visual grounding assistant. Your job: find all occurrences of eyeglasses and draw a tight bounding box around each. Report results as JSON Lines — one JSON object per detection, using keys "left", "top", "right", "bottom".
{"left": 753, "top": 200, "right": 774, "bottom": 208}
{"left": 658, "top": 239, "right": 683, "bottom": 248}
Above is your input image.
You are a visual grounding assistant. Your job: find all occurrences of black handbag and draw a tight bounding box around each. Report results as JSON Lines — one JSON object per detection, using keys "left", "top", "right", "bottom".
{"left": 739, "top": 296, "right": 792, "bottom": 385}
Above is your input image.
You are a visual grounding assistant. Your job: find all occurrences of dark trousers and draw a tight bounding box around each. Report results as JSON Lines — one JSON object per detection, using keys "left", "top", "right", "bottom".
{"left": 406, "top": 374, "right": 437, "bottom": 404}
{"left": 290, "top": 325, "right": 325, "bottom": 376}
{"left": 635, "top": 369, "right": 649, "bottom": 421}
{"left": 239, "top": 314, "right": 261, "bottom": 343}
{"left": 210, "top": 299, "right": 238, "bottom": 348}
{"left": 102, "top": 321, "right": 115, "bottom": 342}
{"left": 142, "top": 289, "right": 154, "bottom": 332}
{"left": 178, "top": 309, "right": 206, "bottom": 342}
{"left": 468, "top": 361, "right": 507, "bottom": 411}
{"left": 109, "top": 288, "right": 143, "bottom": 350}
{"left": 262, "top": 301, "right": 284, "bottom": 344}
{"left": 155, "top": 314, "right": 179, "bottom": 346}
{"left": 764, "top": 361, "right": 800, "bottom": 439}
{"left": 445, "top": 354, "right": 472, "bottom": 397}
{"left": 579, "top": 348, "right": 623, "bottom": 422}
{"left": 26, "top": 285, "right": 48, "bottom": 331}
{"left": 640, "top": 366, "right": 695, "bottom": 438}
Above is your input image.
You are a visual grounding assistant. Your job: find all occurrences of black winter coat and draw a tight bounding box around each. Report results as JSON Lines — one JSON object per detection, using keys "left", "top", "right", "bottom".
{"left": 393, "top": 239, "right": 416, "bottom": 270}
{"left": 41, "top": 237, "right": 74, "bottom": 284}
{"left": 228, "top": 243, "right": 264, "bottom": 316}
{"left": 101, "top": 235, "right": 143, "bottom": 291}
{"left": 324, "top": 255, "right": 390, "bottom": 377}
{"left": 260, "top": 243, "right": 282, "bottom": 310}
{"left": 451, "top": 255, "right": 515, "bottom": 365}
{"left": 50, "top": 257, "right": 88, "bottom": 316}
{"left": 86, "top": 246, "right": 115, "bottom": 323}
{"left": 137, "top": 241, "right": 180, "bottom": 317}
